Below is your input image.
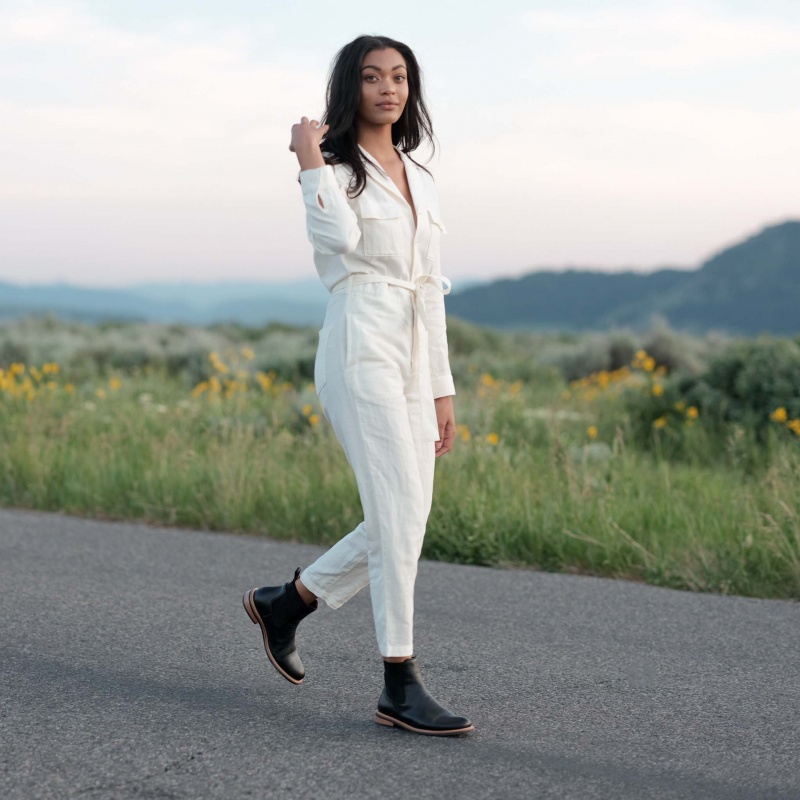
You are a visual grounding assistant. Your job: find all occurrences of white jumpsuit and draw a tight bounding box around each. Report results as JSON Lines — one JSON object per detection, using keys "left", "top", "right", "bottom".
{"left": 297, "top": 144, "right": 456, "bottom": 657}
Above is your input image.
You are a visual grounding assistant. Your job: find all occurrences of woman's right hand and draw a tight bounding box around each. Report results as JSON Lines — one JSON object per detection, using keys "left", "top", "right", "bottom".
{"left": 289, "top": 117, "right": 329, "bottom": 154}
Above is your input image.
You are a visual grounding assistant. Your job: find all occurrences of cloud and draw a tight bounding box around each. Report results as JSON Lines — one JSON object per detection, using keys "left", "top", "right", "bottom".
{"left": 433, "top": 99, "right": 800, "bottom": 272}
{"left": 0, "top": 4, "right": 323, "bottom": 200}
{"left": 0, "top": 2, "right": 798, "bottom": 283}
{"left": 0, "top": 3, "right": 334, "bottom": 282}
{"left": 522, "top": 6, "right": 800, "bottom": 71}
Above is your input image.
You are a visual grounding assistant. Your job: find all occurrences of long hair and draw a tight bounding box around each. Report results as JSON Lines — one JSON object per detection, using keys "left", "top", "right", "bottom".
{"left": 318, "top": 35, "right": 436, "bottom": 197}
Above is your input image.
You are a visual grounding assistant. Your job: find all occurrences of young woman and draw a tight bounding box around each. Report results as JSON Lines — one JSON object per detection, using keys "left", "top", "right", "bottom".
{"left": 242, "top": 34, "right": 474, "bottom": 737}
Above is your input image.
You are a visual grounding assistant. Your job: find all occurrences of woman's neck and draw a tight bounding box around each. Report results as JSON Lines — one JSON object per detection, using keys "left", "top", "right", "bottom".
{"left": 357, "top": 124, "right": 397, "bottom": 162}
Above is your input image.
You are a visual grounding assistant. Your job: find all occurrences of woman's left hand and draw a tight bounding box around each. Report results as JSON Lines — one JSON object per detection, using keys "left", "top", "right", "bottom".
{"left": 434, "top": 396, "right": 456, "bottom": 457}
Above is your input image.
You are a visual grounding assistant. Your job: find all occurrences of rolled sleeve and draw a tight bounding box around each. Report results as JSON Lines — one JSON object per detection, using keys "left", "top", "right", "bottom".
{"left": 299, "top": 165, "right": 361, "bottom": 255}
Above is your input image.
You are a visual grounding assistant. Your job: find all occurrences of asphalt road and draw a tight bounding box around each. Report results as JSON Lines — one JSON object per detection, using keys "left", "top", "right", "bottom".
{"left": 1, "top": 507, "right": 798, "bottom": 800}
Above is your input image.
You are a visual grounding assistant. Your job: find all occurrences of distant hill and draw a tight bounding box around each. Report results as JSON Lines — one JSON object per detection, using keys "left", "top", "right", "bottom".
{"left": 0, "top": 276, "right": 489, "bottom": 327}
{"left": 2, "top": 221, "right": 798, "bottom": 334}
{"left": 0, "top": 278, "right": 331, "bottom": 327}
{"left": 446, "top": 220, "right": 800, "bottom": 335}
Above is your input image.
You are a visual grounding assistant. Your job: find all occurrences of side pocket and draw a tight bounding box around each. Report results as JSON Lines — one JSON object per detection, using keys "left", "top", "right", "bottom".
{"left": 314, "top": 326, "right": 332, "bottom": 396}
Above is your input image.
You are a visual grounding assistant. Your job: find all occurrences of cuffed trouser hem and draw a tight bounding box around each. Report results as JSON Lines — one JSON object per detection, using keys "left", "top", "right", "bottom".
{"left": 381, "top": 644, "right": 414, "bottom": 658}
{"left": 298, "top": 570, "right": 350, "bottom": 610}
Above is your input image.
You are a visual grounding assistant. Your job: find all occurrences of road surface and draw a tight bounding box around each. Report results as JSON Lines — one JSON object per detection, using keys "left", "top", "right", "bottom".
{"left": 1, "top": 508, "right": 798, "bottom": 799}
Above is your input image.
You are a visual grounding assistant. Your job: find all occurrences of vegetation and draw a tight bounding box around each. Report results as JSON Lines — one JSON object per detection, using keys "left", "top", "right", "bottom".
{"left": 1, "top": 314, "right": 798, "bottom": 600}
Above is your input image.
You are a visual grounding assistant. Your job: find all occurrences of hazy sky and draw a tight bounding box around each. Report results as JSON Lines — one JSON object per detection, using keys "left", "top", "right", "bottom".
{"left": 1, "top": 0, "right": 798, "bottom": 287}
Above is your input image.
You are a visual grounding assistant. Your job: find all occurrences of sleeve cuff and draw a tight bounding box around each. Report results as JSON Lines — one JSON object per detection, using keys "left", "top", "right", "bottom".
{"left": 299, "top": 164, "right": 336, "bottom": 201}
{"left": 431, "top": 373, "right": 456, "bottom": 399}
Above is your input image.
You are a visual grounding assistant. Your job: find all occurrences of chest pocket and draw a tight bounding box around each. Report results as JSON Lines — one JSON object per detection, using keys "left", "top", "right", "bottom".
{"left": 359, "top": 193, "right": 406, "bottom": 257}
{"left": 426, "top": 207, "right": 448, "bottom": 262}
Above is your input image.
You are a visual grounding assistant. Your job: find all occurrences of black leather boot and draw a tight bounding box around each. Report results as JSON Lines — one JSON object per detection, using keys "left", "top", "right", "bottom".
{"left": 375, "top": 655, "right": 475, "bottom": 736}
{"left": 242, "top": 567, "right": 317, "bottom": 684}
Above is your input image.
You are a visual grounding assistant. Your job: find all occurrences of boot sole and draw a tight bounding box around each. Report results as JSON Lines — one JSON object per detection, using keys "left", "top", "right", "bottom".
{"left": 242, "top": 589, "right": 303, "bottom": 685}
{"left": 374, "top": 710, "right": 475, "bottom": 736}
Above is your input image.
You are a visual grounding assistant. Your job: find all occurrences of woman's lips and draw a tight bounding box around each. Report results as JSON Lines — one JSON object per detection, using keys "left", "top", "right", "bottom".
{"left": 377, "top": 103, "right": 398, "bottom": 109}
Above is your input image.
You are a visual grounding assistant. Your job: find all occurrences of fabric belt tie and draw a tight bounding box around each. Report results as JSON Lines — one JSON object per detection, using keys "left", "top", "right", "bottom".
{"left": 331, "top": 272, "right": 452, "bottom": 441}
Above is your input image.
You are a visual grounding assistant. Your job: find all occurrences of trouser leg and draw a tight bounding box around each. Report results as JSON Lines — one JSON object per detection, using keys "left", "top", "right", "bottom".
{"left": 299, "top": 286, "right": 436, "bottom": 656}
{"left": 300, "top": 387, "right": 435, "bottom": 656}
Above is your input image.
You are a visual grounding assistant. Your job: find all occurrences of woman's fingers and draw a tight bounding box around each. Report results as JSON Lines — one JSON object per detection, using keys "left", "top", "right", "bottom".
{"left": 289, "top": 116, "right": 328, "bottom": 153}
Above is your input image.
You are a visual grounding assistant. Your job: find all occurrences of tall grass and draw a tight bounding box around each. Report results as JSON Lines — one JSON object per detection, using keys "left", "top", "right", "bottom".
{"left": 1, "top": 316, "right": 798, "bottom": 600}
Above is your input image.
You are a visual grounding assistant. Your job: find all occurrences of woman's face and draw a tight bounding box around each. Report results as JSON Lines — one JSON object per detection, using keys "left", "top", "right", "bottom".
{"left": 357, "top": 47, "right": 409, "bottom": 127}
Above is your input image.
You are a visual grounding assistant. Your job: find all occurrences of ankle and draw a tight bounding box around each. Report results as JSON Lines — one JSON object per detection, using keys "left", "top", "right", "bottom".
{"left": 294, "top": 577, "right": 317, "bottom": 607}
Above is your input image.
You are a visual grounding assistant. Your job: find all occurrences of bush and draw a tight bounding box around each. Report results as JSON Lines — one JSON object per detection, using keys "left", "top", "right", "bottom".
{"left": 620, "top": 337, "right": 800, "bottom": 464}
{"left": 679, "top": 338, "right": 800, "bottom": 441}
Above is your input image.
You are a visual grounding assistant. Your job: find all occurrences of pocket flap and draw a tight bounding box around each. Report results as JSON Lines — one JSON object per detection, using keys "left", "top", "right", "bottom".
{"left": 359, "top": 192, "right": 403, "bottom": 220}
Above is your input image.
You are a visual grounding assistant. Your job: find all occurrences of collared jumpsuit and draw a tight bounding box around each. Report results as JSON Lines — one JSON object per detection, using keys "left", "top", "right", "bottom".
{"left": 297, "top": 144, "right": 455, "bottom": 657}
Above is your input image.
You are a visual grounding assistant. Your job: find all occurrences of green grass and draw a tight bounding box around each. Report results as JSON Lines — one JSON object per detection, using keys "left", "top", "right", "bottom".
{"left": 1, "top": 357, "right": 798, "bottom": 600}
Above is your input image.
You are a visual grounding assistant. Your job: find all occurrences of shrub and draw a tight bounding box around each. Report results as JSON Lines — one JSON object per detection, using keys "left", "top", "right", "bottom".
{"left": 620, "top": 337, "right": 800, "bottom": 464}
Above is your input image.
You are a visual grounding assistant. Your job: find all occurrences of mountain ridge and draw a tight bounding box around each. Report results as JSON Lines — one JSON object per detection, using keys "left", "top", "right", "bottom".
{"left": 2, "top": 221, "right": 798, "bottom": 334}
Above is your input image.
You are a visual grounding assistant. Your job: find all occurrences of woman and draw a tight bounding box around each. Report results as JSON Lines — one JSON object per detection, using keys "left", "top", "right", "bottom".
{"left": 242, "top": 34, "right": 474, "bottom": 737}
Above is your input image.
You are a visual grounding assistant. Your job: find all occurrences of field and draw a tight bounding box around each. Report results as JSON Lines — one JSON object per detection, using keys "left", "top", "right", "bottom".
{"left": 2, "top": 314, "right": 799, "bottom": 600}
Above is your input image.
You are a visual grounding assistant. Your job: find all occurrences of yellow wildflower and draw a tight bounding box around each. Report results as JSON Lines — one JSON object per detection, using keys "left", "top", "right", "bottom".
{"left": 29, "top": 366, "right": 42, "bottom": 381}
{"left": 674, "top": 401, "right": 685, "bottom": 411}
{"left": 302, "top": 403, "right": 313, "bottom": 416}
{"left": 209, "top": 352, "right": 229, "bottom": 374}
{"left": 480, "top": 373, "right": 495, "bottom": 388}
{"left": 457, "top": 424, "right": 471, "bottom": 442}
{"left": 653, "top": 415, "right": 667, "bottom": 429}
{"left": 309, "top": 414, "right": 320, "bottom": 426}
{"left": 642, "top": 356, "right": 656, "bottom": 372}
{"left": 95, "top": 388, "right": 106, "bottom": 399}
{"left": 652, "top": 384, "right": 664, "bottom": 396}
{"left": 241, "top": 347, "right": 255, "bottom": 360}
{"left": 191, "top": 381, "right": 209, "bottom": 398}
{"left": 686, "top": 406, "right": 699, "bottom": 419}
{"left": 486, "top": 432, "right": 500, "bottom": 445}
{"left": 64, "top": 383, "right": 74, "bottom": 394}
{"left": 587, "top": 426, "right": 598, "bottom": 439}
{"left": 787, "top": 419, "right": 800, "bottom": 435}
{"left": 770, "top": 407, "right": 788, "bottom": 423}
{"left": 109, "top": 377, "right": 122, "bottom": 390}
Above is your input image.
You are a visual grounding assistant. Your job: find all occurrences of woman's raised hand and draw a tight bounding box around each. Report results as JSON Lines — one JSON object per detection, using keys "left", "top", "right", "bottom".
{"left": 289, "top": 117, "right": 330, "bottom": 154}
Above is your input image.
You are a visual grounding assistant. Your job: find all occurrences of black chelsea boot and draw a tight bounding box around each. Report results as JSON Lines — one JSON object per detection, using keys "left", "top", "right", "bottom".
{"left": 375, "top": 655, "right": 475, "bottom": 736}
{"left": 242, "top": 567, "right": 318, "bottom": 684}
